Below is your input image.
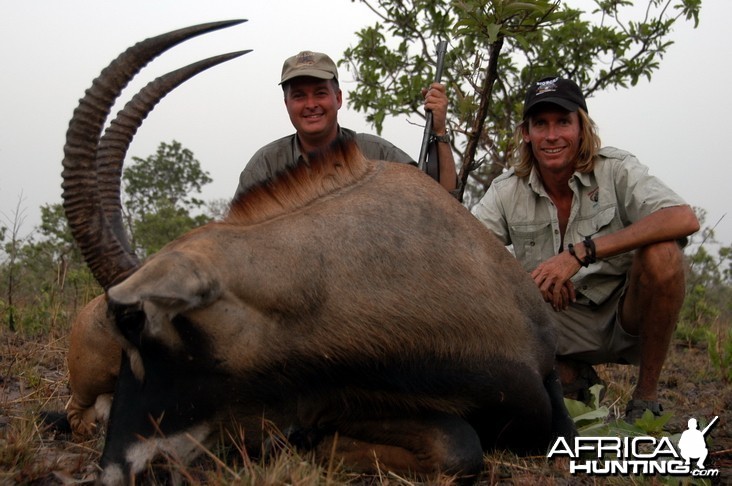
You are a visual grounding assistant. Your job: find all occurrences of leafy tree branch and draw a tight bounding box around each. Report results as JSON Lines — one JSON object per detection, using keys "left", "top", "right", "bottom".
{"left": 341, "top": 0, "right": 701, "bottom": 203}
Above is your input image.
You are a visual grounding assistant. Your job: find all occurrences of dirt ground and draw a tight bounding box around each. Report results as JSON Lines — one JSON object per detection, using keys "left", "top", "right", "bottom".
{"left": 0, "top": 328, "right": 730, "bottom": 485}
{"left": 597, "top": 341, "right": 732, "bottom": 481}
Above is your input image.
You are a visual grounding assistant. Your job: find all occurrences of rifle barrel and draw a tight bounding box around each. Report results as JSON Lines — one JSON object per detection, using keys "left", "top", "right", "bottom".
{"left": 417, "top": 41, "right": 448, "bottom": 173}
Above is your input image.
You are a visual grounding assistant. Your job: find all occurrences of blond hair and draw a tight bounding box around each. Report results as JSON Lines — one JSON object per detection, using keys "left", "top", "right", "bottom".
{"left": 511, "top": 108, "right": 601, "bottom": 178}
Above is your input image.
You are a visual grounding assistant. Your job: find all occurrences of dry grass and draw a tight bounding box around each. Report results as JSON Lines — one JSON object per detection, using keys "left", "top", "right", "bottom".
{"left": 1, "top": 323, "right": 730, "bottom": 485}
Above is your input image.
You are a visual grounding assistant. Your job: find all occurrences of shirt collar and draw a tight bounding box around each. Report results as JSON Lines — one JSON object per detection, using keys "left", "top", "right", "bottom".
{"left": 291, "top": 134, "right": 305, "bottom": 163}
{"left": 574, "top": 170, "right": 593, "bottom": 187}
{"left": 527, "top": 166, "right": 547, "bottom": 196}
{"left": 292, "top": 126, "right": 346, "bottom": 162}
{"left": 527, "top": 164, "right": 592, "bottom": 196}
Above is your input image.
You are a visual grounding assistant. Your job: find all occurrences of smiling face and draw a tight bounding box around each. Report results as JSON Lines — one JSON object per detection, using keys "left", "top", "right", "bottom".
{"left": 284, "top": 76, "right": 342, "bottom": 153}
{"left": 523, "top": 106, "right": 581, "bottom": 180}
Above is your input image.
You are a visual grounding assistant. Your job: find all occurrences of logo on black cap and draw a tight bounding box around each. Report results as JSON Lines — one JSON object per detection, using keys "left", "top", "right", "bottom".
{"left": 523, "top": 76, "right": 588, "bottom": 117}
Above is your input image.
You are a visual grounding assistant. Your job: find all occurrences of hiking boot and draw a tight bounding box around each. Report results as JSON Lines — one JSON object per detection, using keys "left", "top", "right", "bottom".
{"left": 625, "top": 399, "right": 663, "bottom": 423}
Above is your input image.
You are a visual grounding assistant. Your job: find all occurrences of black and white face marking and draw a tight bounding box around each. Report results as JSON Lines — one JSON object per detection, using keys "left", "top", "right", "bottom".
{"left": 99, "top": 423, "right": 213, "bottom": 485}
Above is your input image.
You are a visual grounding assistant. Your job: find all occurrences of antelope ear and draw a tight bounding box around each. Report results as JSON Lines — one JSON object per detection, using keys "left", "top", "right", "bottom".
{"left": 107, "top": 250, "right": 221, "bottom": 313}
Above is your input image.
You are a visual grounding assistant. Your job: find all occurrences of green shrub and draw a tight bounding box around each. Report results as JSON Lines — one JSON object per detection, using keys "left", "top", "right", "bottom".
{"left": 707, "top": 326, "right": 732, "bottom": 383}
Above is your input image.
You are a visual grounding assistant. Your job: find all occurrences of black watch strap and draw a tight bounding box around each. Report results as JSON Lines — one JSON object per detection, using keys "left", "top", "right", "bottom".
{"left": 432, "top": 130, "right": 451, "bottom": 143}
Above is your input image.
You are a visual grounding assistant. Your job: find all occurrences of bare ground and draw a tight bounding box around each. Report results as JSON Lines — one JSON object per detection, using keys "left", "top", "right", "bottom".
{"left": 1, "top": 327, "right": 730, "bottom": 485}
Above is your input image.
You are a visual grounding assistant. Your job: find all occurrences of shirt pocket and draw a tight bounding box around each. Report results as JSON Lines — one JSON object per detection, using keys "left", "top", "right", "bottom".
{"left": 509, "top": 221, "right": 553, "bottom": 272}
{"left": 575, "top": 206, "right": 619, "bottom": 238}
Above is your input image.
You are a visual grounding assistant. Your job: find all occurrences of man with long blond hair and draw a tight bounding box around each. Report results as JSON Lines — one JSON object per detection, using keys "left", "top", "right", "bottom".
{"left": 472, "top": 76, "right": 699, "bottom": 421}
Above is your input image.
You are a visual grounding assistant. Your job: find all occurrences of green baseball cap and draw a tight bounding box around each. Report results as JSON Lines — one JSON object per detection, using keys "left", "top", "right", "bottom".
{"left": 280, "top": 51, "right": 338, "bottom": 85}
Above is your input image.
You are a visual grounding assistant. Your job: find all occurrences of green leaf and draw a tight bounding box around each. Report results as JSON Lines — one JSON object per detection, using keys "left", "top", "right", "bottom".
{"left": 631, "top": 410, "right": 675, "bottom": 435}
{"left": 574, "top": 406, "right": 611, "bottom": 425}
{"left": 485, "top": 23, "right": 502, "bottom": 43}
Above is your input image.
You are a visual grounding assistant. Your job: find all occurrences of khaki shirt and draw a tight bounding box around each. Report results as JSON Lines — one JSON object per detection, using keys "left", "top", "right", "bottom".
{"left": 472, "top": 147, "right": 687, "bottom": 305}
{"left": 235, "top": 127, "right": 414, "bottom": 198}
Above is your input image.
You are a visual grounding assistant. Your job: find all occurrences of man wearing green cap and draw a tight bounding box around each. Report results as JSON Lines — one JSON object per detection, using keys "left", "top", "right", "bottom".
{"left": 472, "top": 76, "right": 699, "bottom": 422}
{"left": 235, "top": 50, "right": 457, "bottom": 197}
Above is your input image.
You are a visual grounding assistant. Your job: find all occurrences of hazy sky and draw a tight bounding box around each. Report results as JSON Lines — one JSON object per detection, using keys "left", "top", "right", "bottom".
{"left": 1, "top": 1, "right": 730, "bottom": 248}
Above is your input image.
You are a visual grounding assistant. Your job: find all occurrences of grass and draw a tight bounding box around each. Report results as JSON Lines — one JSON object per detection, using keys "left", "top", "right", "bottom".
{"left": 1, "top": 321, "right": 730, "bottom": 485}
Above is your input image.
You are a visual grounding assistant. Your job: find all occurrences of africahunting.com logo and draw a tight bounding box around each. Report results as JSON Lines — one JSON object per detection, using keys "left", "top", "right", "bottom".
{"left": 548, "top": 415, "right": 720, "bottom": 478}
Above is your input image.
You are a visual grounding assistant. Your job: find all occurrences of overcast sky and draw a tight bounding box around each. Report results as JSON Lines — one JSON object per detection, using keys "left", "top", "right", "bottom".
{"left": 1, "top": 1, "right": 730, "bottom": 249}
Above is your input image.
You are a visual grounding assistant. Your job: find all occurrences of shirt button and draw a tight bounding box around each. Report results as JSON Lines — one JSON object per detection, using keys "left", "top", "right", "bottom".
{"left": 529, "top": 241, "right": 535, "bottom": 246}
{"left": 554, "top": 229, "right": 559, "bottom": 234}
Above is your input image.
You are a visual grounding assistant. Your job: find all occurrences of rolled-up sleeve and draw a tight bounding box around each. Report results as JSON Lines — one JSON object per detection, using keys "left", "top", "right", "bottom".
{"left": 608, "top": 150, "right": 688, "bottom": 224}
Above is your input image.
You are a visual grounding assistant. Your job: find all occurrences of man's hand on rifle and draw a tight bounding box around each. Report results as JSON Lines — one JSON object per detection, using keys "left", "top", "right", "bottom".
{"left": 422, "top": 82, "right": 449, "bottom": 137}
{"left": 420, "top": 82, "right": 457, "bottom": 192}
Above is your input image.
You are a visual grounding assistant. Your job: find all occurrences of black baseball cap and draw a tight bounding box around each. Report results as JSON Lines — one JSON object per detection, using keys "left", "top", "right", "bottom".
{"left": 523, "top": 76, "right": 588, "bottom": 117}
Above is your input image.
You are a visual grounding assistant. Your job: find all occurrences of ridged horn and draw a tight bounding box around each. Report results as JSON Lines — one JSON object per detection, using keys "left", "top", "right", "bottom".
{"left": 61, "top": 20, "right": 247, "bottom": 289}
{"left": 96, "top": 50, "right": 251, "bottom": 255}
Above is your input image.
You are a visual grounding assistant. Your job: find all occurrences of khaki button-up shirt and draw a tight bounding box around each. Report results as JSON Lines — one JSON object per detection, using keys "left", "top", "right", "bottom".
{"left": 472, "top": 146, "right": 687, "bottom": 305}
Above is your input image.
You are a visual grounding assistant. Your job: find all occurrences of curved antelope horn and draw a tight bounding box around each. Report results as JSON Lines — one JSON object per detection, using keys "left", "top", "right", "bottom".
{"left": 96, "top": 49, "right": 251, "bottom": 255}
{"left": 61, "top": 20, "right": 247, "bottom": 289}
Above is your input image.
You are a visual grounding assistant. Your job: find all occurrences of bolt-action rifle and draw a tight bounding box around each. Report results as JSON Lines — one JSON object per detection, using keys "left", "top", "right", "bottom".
{"left": 417, "top": 40, "right": 448, "bottom": 182}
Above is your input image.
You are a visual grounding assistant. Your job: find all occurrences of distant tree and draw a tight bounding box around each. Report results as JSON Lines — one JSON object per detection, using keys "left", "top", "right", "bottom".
{"left": 123, "top": 140, "right": 213, "bottom": 256}
{"left": 0, "top": 202, "right": 100, "bottom": 330}
{"left": 37, "top": 203, "right": 79, "bottom": 262}
{"left": 677, "top": 209, "right": 732, "bottom": 380}
{"left": 0, "top": 141, "right": 215, "bottom": 332}
{"left": 0, "top": 195, "right": 27, "bottom": 331}
{"left": 34, "top": 203, "right": 95, "bottom": 294}
{"left": 342, "top": 0, "right": 701, "bottom": 203}
{"left": 206, "top": 198, "right": 233, "bottom": 221}
{"left": 682, "top": 209, "right": 732, "bottom": 333}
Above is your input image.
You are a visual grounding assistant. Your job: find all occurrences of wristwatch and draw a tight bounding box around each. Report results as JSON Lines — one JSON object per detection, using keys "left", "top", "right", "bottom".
{"left": 432, "top": 129, "right": 451, "bottom": 143}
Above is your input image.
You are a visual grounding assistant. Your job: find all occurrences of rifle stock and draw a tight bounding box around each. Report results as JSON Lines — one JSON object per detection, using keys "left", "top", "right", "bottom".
{"left": 417, "top": 40, "right": 448, "bottom": 180}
